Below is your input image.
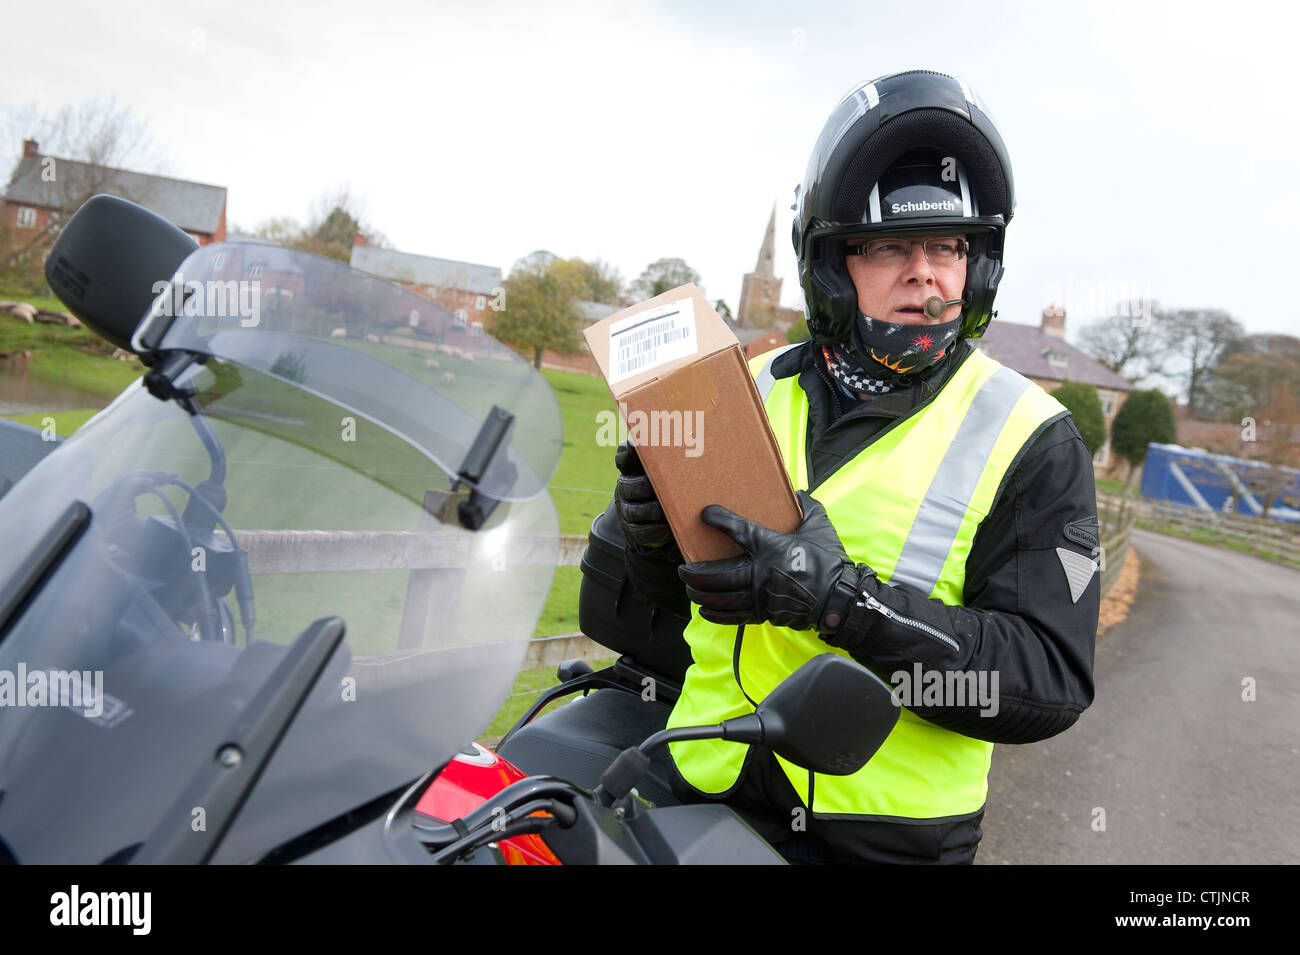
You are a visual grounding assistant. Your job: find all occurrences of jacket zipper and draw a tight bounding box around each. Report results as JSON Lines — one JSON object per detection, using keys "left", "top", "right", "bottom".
{"left": 859, "top": 591, "right": 960, "bottom": 654}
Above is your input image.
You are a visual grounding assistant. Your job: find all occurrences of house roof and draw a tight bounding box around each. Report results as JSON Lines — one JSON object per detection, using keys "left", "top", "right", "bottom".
{"left": 976, "top": 320, "right": 1133, "bottom": 391}
{"left": 732, "top": 324, "right": 785, "bottom": 347}
{"left": 576, "top": 301, "right": 620, "bottom": 325}
{"left": 350, "top": 245, "right": 501, "bottom": 295}
{"left": 3, "top": 153, "right": 227, "bottom": 235}
{"left": 224, "top": 231, "right": 276, "bottom": 245}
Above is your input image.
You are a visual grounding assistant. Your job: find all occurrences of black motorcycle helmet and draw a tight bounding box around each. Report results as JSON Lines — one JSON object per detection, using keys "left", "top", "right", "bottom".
{"left": 793, "top": 70, "right": 1014, "bottom": 345}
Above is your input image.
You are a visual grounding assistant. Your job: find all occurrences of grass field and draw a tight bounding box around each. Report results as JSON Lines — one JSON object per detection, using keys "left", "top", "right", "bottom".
{"left": 484, "top": 655, "right": 619, "bottom": 740}
{"left": 539, "top": 366, "right": 620, "bottom": 535}
{"left": 1096, "top": 477, "right": 1134, "bottom": 498}
{"left": 0, "top": 311, "right": 145, "bottom": 398}
{"left": 5, "top": 407, "right": 101, "bottom": 437}
{"left": 1134, "top": 518, "right": 1300, "bottom": 568}
{"left": 0, "top": 293, "right": 66, "bottom": 314}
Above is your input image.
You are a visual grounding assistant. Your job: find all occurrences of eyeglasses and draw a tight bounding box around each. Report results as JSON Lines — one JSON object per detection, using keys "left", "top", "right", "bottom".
{"left": 847, "top": 236, "right": 968, "bottom": 267}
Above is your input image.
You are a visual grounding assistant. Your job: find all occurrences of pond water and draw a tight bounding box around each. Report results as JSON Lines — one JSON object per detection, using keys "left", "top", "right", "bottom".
{"left": 0, "top": 358, "right": 112, "bottom": 416}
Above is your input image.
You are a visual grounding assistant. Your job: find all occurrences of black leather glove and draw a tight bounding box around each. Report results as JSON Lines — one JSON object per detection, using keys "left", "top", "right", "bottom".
{"left": 677, "top": 490, "right": 870, "bottom": 631}
{"left": 614, "top": 441, "right": 682, "bottom": 563}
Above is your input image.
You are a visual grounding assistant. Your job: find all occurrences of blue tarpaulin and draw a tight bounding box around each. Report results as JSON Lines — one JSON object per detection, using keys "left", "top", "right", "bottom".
{"left": 1140, "top": 443, "right": 1300, "bottom": 523}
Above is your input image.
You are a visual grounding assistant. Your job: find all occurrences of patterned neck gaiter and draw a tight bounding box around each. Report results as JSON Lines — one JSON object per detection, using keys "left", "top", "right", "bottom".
{"left": 821, "top": 343, "right": 899, "bottom": 398}
{"left": 824, "top": 309, "right": 964, "bottom": 397}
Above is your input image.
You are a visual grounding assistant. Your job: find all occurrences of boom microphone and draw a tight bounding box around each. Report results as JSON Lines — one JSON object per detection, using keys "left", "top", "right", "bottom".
{"left": 924, "top": 296, "right": 965, "bottom": 320}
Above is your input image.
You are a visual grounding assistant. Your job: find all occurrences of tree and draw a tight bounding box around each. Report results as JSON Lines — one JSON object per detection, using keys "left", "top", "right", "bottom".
{"left": 1235, "top": 385, "right": 1300, "bottom": 519}
{"left": 714, "top": 299, "right": 733, "bottom": 321}
{"left": 1154, "top": 307, "right": 1245, "bottom": 418}
{"left": 570, "top": 258, "right": 624, "bottom": 305}
{"left": 493, "top": 252, "right": 586, "bottom": 369}
{"left": 249, "top": 188, "right": 387, "bottom": 261}
{"left": 299, "top": 187, "right": 387, "bottom": 261}
{"left": 1051, "top": 381, "right": 1106, "bottom": 456}
{"left": 786, "top": 315, "right": 811, "bottom": 344}
{"left": 1111, "top": 388, "right": 1177, "bottom": 493}
{"left": 1076, "top": 307, "right": 1166, "bottom": 384}
{"left": 1217, "top": 332, "right": 1300, "bottom": 365}
{"left": 1200, "top": 333, "right": 1300, "bottom": 421}
{"left": 251, "top": 216, "right": 301, "bottom": 247}
{"left": 629, "top": 257, "right": 701, "bottom": 300}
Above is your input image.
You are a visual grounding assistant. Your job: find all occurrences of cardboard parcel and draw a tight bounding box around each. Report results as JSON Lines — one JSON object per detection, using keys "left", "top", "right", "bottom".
{"left": 584, "top": 284, "right": 801, "bottom": 562}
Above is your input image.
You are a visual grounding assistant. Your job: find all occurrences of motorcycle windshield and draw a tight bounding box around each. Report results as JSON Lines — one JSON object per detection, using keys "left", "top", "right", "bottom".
{"left": 0, "top": 257, "right": 561, "bottom": 864}
{"left": 143, "top": 242, "right": 561, "bottom": 502}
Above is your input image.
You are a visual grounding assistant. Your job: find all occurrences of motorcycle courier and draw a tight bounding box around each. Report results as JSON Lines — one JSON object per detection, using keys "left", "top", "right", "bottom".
{"left": 0, "top": 196, "right": 898, "bottom": 865}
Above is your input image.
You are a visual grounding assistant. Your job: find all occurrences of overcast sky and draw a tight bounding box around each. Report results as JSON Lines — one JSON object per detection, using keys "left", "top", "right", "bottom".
{"left": 3, "top": 0, "right": 1298, "bottom": 342}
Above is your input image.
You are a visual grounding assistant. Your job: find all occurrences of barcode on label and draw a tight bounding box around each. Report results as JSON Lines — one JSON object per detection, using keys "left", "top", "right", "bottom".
{"left": 609, "top": 299, "right": 698, "bottom": 384}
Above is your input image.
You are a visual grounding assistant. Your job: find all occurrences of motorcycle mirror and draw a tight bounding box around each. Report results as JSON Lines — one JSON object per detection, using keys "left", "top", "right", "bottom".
{"left": 596, "top": 654, "right": 900, "bottom": 806}
{"left": 730, "top": 654, "right": 898, "bottom": 776}
{"left": 44, "top": 195, "right": 198, "bottom": 354}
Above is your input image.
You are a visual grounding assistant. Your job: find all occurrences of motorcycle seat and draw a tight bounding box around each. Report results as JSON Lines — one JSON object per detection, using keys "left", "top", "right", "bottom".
{"left": 496, "top": 684, "right": 679, "bottom": 808}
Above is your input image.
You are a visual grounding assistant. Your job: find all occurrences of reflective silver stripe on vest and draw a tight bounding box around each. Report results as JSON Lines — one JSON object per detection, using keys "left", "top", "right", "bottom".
{"left": 754, "top": 343, "right": 801, "bottom": 405}
{"left": 890, "top": 366, "right": 1033, "bottom": 595}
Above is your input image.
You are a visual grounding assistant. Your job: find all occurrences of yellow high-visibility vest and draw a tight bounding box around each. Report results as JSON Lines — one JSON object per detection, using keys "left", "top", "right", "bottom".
{"left": 667, "top": 343, "right": 1067, "bottom": 818}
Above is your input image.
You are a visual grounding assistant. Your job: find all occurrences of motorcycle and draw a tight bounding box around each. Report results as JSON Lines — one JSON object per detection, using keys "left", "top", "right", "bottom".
{"left": 0, "top": 196, "right": 898, "bottom": 865}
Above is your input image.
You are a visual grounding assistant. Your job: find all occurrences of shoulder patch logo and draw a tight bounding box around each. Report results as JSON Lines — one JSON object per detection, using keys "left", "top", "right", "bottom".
{"left": 1064, "top": 517, "right": 1100, "bottom": 550}
{"left": 1056, "top": 547, "right": 1098, "bottom": 604}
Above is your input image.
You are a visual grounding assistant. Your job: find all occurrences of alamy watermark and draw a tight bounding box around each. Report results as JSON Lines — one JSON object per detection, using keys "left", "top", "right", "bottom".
{"left": 0, "top": 664, "right": 104, "bottom": 718}
{"left": 595, "top": 403, "right": 705, "bottom": 458}
{"left": 1042, "top": 277, "right": 1155, "bottom": 327}
{"left": 152, "top": 273, "right": 261, "bottom": 327}
{"left": 50, "top": 885, "right": 150, "bottom": 935}
{"left": 890, "top": 663, "right": 1000, "bottom": 717}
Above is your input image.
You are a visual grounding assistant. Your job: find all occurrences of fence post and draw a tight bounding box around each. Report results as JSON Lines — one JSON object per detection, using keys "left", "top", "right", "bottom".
{"left": 396, "top": 488, "right": 468, "bottom": 649}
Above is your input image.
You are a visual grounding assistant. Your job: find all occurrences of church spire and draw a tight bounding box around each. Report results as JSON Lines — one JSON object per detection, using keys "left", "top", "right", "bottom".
{"left": 754, "top": 203, "right": 776, "bottom": 276}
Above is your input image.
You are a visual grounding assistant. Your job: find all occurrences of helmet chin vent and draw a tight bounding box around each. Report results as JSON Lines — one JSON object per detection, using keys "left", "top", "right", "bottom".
{"left": 833, "top": 108, "right": 1010, "bottom": 224}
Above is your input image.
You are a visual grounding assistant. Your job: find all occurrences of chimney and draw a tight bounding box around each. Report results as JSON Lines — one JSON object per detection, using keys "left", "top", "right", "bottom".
{"left": 1041, "top": 305, "right": 1066, "bottom": 339}
{"left": 353, "top": 231, "right": 366, "bottom": 248}
{"left": 22, "top": 139, "right": 39, "bottom": 157}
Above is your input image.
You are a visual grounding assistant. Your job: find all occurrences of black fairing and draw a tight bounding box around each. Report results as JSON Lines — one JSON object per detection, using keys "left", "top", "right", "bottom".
{"left": 44, "top": 194, "right": 197, "bottom": 353}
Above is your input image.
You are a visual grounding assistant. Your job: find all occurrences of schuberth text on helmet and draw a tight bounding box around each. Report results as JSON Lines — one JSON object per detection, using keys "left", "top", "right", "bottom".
{"left": 792, "top": 70, "right": 1015, "bottom": 345}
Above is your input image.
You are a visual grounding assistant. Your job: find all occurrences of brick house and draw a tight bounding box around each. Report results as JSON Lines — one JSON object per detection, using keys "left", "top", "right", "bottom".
{"left": 204, "top": 238, "right": 307, "bottom": 316}
{"left": 2, "top": 139, "right": 227, "bottom": 256}
{"left": 742, "top": 330, "right": 789, "bottom": 360}
{"left": 349, "top": 238, "right": 501, "bottom": 341}
{"left": 975, "top": 306, "right": 1133, "bottom": 478}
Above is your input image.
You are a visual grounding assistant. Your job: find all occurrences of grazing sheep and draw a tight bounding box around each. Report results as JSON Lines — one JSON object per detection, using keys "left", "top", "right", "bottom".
{"left": 35, "top": 310, "right": 80, "bottom": 327}
{"left": 1, "top": 301, "right": 37, "bottom": 324}
{"left": 441, "top": 371, "right": 455, "bottom": 385}
{"left": 364, "top": 333, "right": 380, "bottom": 344}
{"left": 330, "top": 327, "right": 347, "bottom": 339}
{"left": 424, "top": 358, "right": 440, "bottom": 369}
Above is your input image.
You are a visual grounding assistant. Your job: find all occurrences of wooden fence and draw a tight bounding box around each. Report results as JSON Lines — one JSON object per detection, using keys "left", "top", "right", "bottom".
{"left": 1098, "top": 494, "right": 1300, "bottom": 565}
{"left": 1097, "top": 496, "right": 1136, "bottom": 597}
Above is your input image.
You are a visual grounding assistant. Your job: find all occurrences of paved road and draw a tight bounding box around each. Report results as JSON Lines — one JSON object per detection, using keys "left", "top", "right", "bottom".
{"left": 976, "top": 528, "right": 1300, "bottom": 864}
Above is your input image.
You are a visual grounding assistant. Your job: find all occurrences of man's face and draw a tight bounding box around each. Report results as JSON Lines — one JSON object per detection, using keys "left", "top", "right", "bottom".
{"left": 843, "top": 234, "right": 968, "bottom": 326}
